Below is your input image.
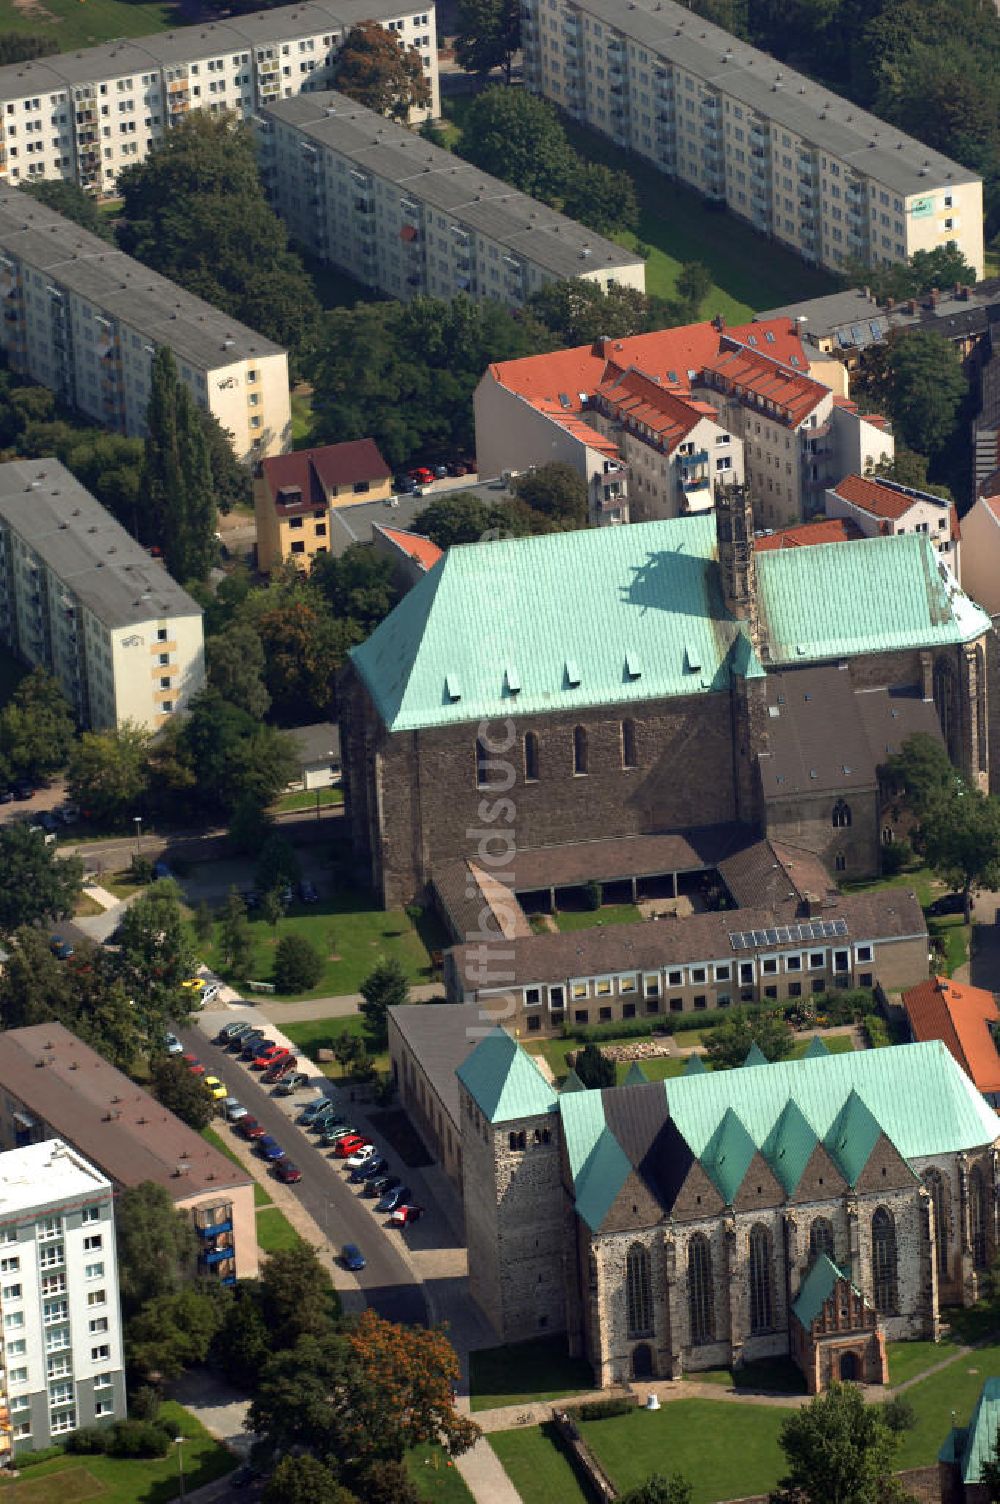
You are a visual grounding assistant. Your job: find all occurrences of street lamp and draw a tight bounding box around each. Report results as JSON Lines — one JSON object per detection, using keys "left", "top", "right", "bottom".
{"left": 174, "top": 1434, "right": 186, "bottom": 1500}
{"left": 133, "top": 814, "right": 142, "bottom": 857}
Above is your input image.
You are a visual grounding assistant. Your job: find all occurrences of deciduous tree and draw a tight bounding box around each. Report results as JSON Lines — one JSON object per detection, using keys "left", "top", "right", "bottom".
{"left": 218, "top": 888, "right": 254, "bottom": 977}
{"left": 274, "top": 933, "right": 323, "bottom": 992}
{"left": 127, "top": 1286, "right": 224, "bottom": 1383}
{"left": 334, "top": 21, "right": 431, "bottom": 120}
{"left": 20, "top": 179, "right": 114, "bottom": 241}
{"left": 116, "top": 1182, "right": 199, "bottom": 1318}
{"left": 151, "top": 1056, "right": 213, "bottom": 1132}
{"left": 259, "top": 1242, "right": 337, "bottom": 1343}
{"left": 262, "top": 1456, "right": 354, "bottom": 1504}
{"left": 206, "top": 620, "right": 271, "bottom": 719}
{"left": 359, "top": 957, "right": 409, "bottom": 1049}
{"left": 0, "top": 668, "right": 74, "bottom": 780}
{"left": 0, "top": 823, "right": 82, "bottom": 933}
{"left": 141, "top": 347, "right": 216, "bottom": 581}
{"left": 115, "top": 880, "right": 198, "bottom": 1031}
{"left": 920, "top": 785, "right": 1000, "bottom": 919}
{"left": 881, "top": 330, "right": 969, "bottom": 458}
{"left": 620, "top": 1476, "right": 694, "bottom": 1504}
{"left": 705, "top": 1007, "right": 794, "bottom": 1070}
{"left": 67, "top": 722, "right": 150, "bottom": 826}
{"left": 453, "top": 0, "right": 522, "bottom": 81}
{"left": 770, "top": 1381, "right": 901, "bottom": 1504}
{"left": 460, "top": 87, "right": 577, "bottom": 202}
{"left": 513, "top": 463, "right": 588, "bottom": 527}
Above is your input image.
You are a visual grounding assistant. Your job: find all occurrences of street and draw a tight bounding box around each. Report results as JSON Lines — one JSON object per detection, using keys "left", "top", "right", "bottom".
{"left": 181, "top": 1020, "right": 428, "bottom": 1329}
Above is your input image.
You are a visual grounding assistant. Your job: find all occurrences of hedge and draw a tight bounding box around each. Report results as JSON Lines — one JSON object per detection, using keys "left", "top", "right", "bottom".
{"left": 575, "top": 1396, "right": 636, "bottom": 1421}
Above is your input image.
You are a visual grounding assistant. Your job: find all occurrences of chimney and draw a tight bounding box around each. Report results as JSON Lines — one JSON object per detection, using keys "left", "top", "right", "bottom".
{"left": 906, "top": 299, "right": 918, "bottom": 315}
{"left": 712, "top": 312, "right": 725, "bottom": 333}
{"left": 929, "top": 288, "right": 940, "bottom": 308}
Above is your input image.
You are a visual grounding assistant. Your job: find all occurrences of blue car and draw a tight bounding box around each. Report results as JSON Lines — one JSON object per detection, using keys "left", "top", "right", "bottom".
{"left": 375, "top": 1185, "right": 412, "bottom": 1214}
{"left": 341, "top": 1243, "right": 366, "bottom": 1272}
{"left": 257, "top": 1136, "right": 286, "bottom": 1162}
{"left": 348, "top": 1156, "right": 387, "bottom": 1184}
{"left": 152, "top": 859, "right": 173, "bottom": 881}
{"left": 49, "top": 935, "right": 74, "bottom": 960}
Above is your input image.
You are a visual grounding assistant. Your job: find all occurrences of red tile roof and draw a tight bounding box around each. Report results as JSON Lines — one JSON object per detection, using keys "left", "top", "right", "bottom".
{"left": 262, "top": 439, "right": 391, "bottom": 508}
{"left": 701, "top": 342, "right": 828, "bottom": 428}
{"left": 593, "top": 367, "right": 706, "bottom": 454}
{"left": 754, "top": 518, "right": 864, "bottom": 551}
{"left": 831, "top": 473, "right": 959, "bottom": 540}
{"left": 374, "top": 525, "right": 443, "bottom": 572}
{"left": 903, "top": 976, "right": 1000, "bottom": 1095}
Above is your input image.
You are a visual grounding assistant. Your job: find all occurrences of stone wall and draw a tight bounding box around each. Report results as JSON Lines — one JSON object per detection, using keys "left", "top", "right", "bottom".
{"left": 765, "top": 788, "right": 880, "bottom": 880}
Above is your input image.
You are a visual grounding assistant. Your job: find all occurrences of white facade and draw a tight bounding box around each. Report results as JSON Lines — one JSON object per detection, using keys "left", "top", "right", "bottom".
{"left": 522, "top": 0, "right": 984, "bottom": 279}
{"left": 0, "top": 459, "right": 205, "bottom": 731}
{"left": 0, "top": 186, "right": 290, "bottom": 461}
{"left": 0, "top": 1, "right": 438, "bottom": 198}
{"left": 0, "top": 1140, "right": 125, "bottom": 1458}
{"left": 256, "top": 91, "right": 645, "bottom": 309}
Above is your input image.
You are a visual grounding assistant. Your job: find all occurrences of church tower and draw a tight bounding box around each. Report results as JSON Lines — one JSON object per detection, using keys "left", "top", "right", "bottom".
{"left": 716, "top": 483, "right": 760, "bottom": 648}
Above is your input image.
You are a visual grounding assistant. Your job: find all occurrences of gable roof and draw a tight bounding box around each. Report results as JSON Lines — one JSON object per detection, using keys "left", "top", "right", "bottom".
{"left": 371, "top": 525, "right": 443, "bottom": 573}
{"left": 701, "top": 342, "right": 829, "bottom": 428}
{"left": 823, "top": 1088, "right": 888, "bottom": 1187}
{"left": 829, "top": 472, "right": 953, "bottom": 528}
{"left": 793, "top": 1255, "right": 863, "bottom": 1330}
{"left": 754, "top": 518, "right": 864, "bottom": 552}
{"left": 700, "top": 1107, "right": 757, "bottom": 1204}
{"left": 957, "top": 1378, "right": 1000, "bottom": 1483}
{"left": 456, "top": 1028, "right": 558, "bottom": 1125}
{"left": 903, "top": 976, "right": 1000, "bottom": 1096}
{"left": 593, "top": 367, "right": 712, "bottom": 454}
{"left": 261, "top": 439, "right": 390, "bottom": 505}
{"left": 762, "top": 1097, "right": 819, "bottom": 1195}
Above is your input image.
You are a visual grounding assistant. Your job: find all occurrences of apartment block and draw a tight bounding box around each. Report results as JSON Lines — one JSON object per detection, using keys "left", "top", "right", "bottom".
{"left": 0, "top": 187, "right": 290, "bottom": 461}
{"left": 255, "top": 91, "right": 645, "bottom": 308}
{"left": 0, "top": 460, "right": 204, "bottom": 732}
{"left": 522, "top": 0, "right": 983, "bottom": 279}
{"left": 0, "top": 1140, "right": 126, "bottom": 1458}
{"left": 0, "top": 1025, "right": 257, "bottom": 1289}
{"left": 0, "top": 0, "right": 438, "bottom": 198}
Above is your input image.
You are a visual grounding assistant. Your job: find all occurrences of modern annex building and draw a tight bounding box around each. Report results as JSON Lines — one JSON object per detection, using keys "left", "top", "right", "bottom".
{"left": 339, "top": 490, "right": 992, "bottom": 908}
{"left": 0, "top": 1139, "right": 126, "bottom": 1457}
{"left": 0, "top": 0, "right": 438, "bottom": 197}
{"left": 256, "top": 91, "right": 645, "bottom": 309}
{"left": 455, "top": 1027, "right": 1000, "bottom": 1389}
{"left": 0, "top": 187, "right": 291, "bottom": 461}
{"left": 521, "top": 0, "right": 983, "bottom": 279}
{"left": 0, "top": 460, "right": 205, "bottom": 731}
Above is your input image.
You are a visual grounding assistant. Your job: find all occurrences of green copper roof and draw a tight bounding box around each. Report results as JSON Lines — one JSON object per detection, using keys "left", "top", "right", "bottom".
{"left": 823, "top": 1089, "right": 887, "bottom": 1187}
{"left": 623, "top": 1061, "right": 649, "bottom": 1086}
{"left": 958, "top": 1378, "right": 1000, "bottom": 1483}
{"left": 756, "top": 534, "right": 991, "bottom": 666}
{"left": 683, "top": 1052, "right": 708, "bottom": 1076}
{"left": 762, "top": 1098, "right": 819, "bottom": 1196}
{"left": 743, "top": 1042, "right": 768, "bottom": 1068}
{"left": 560, "top": 1086, "right": 610, "bottom": 1185}
{"left": 804, "top": 1035, "right": 830, "bottom": 1059}
{"left": 793, "top": 1256, "right": 859, "bottom": 1330}
{"left": 456, "top": 1029, "right": 558, "bottom": 1124}
{"left": 700, "top": 1107, "right": 757, "bottom": 1205}
{"left": 349, "top": 516, "right": 764, "bottom": 731}
{"left": 574, "top": 1127, "right": 634, "bottom": 1232}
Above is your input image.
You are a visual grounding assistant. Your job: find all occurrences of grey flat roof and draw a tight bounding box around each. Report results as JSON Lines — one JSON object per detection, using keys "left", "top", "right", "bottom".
{"left": 760, "top": 282, "right": 1000, "bottom": 344}
{"left": 0, "top": 0, "right": 415, "bottom": 100}
{"left": 266, "top": 91, "right": 644, "bottom": 279}
{"left": 566, "top": 0, "right": 978, "bottom": 197}
{"left": 389, "top": 1002, "right": 485, "bottom": 1128}
{"left": 0, "top": 186, "right": 284, "bottom": 370}
{"left": 0, "top": 459, "right": 203, "bottom": 628}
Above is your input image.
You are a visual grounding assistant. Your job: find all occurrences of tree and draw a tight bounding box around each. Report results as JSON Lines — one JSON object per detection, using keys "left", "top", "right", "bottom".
{"left": 335, "top": 1029, "right": 362, "bottom": 1076}
{"left": 261, "top": 886, "right": 286, "bottom": 934}
{"left": 560, "top": 160, "right": 640, "bottom": 235}
{"left": 620, "top": 1476, "right": 694, "bottom": 1504}
{"left": 415, "top": 492, "right": 540, "bottom": 549}
{"left": 68, "top": 722, "right": 150, "bottom": 826}
{"left": 705, "top": 1007, "right": 795, "bottom": 1070}
{"left": 20, "top": 179, "right": 114, "bottom": 241}
{"left": 0, "top": 33, "right": 57, "bottom": 65}
{"left": 854, "top": 241, "right": 978, "bottom": 302}
{"left": 978, "top": 1424, "right": 1000, "bottom": 1503}
{"left": 882, "top": 330, "right": 969, "bottom": 458}
{"left": 676, "top": 261, "right": 714, "bottom": 318}
{"left": 206, "top": 621, "right": 271, "bottom": 719}
{"left": 574, "top": 1043, "right": 616, "bottom": 1089}
{"left": 0, "top": 927, "right": 141, "bottom": 1066}
{"left": 212, "top": 1284, "right": 273, "bottom": 1390}
{"left": 127, "top": 1286, "right": 224, "bottom": 1383}
{"left": 310, "top": 544, "right": 399, "bottom": 640}
{"left": 274, "top": 933, "right": 323, "bottom": 992}
{"left": 867, "top": 447, "right": 953, "bottom": 500}
{"left": 255, "top": 834, "right": 300, "bottom": 896}
{"left": 454, "top": 0, "right": 521, "bottom": 81}
{"left": 115, "top": 1182, "right": 198, "bottom": 1318}
{"left": 884, "top": 732, "right": 961, "bottom": 816}
{"left": 334, "top": 22, "right": 431, "bottom": 120}
{"left": 202, "top": 411, "right": 252, "bottom": 513}
{"left": 528, "top": 279, "right": 679, "bottom": 346}
{"left": 0, "top": 668, "right": 75, "bottom": 780}
{"left": 259, "top": 1242, "right": 338, "bottom": 1343}
{"left": 359, "top": 958, "right": 409, "bottom": 1049}
{"left": 513, "top": 463, "right": 588, "bottom": 527}
{"left": 141, "top": 347, "right": 216, "bottom": 581}
{"left": 920, "top": 785, "right": 1000, "bottom": 919}
{"left": 151, "top": 1056, "right": 213, "bottom": 1131}
{"left": 193, "top": 901, "right": 215, "bottom": 947}
{"left": 460, "top": 87, "right": 577, "bottom": 202}
{"left": 218, "top": 888, "right": 254, "bottom": 977}
{"left": 770, "top": 1381, "right": 901, "bottom": 1504}
{"left": 115, "top": 881, "right": 198, "bottom": 1032}
{"left": 262, "top": 1456, "right": 353, "bottom": 1504}
{"left": 0, "top": 823, "right": 83, "bottom": 933}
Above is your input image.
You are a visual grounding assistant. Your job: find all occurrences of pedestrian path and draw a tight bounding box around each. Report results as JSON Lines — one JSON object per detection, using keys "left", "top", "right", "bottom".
{"left": 81, "top": 883, "right": 119, "bottom": 911}
{"left": 454, "top": 1438, "right": 523, "bottom": 1504}
{"left": 257, "top": 982, "right": 443, "bottom": 1022}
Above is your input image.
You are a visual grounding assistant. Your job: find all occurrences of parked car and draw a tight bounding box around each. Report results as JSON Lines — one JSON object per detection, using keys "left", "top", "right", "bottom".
{"left": 376, "top": 1185, "right": 412, "bottom": 1213}
{"left": 322, "top": 1125, "right": 357, "bottom": 1146}
{"left": 349, "top": 1156, "right": 387, "bottom": 1184}
{"left": 310, "top": 1107, "right": 344, "bottom": 1134}
{"left": 200, "top": 983, "right": 221, "bottom": 1007}
{"left": 39, "top": 811, "right": 59, "bottom": 834}
{"left": 275, "top": 1161, "right": 302, "bottom": 1184}
{"left": 234, "top": 1029, "right": 266, "bottom": 1053}
{"left": 274, "top": 1072, "right": 310, "bottom": 1096}
{"left": 152, "top": 859, "right": 173, "bottom": 880}
{"left": 257, "top": 1135, "right": 286, "bottom": 1162}
{"left": 433, "top": 464, "right": 448, "bottom": 479}
{"left": 30, "top": 824, "right": 56, "bottom": 845}
{"left": 345, "top": 1144, "right": 378, "bottom": 1170}
{"left": 59, "top": 803, "right": 79, "bottom": 825}
{"left": 181, "top": 977, "right": 206, "bottom": 995}
{"left": 446, "top": 460, "right": 469, "bottom": 477}
{"left": 182, "top": 1054, "right": 206, "bottom": 1077}
{"left": 164, "top": 1032, "right": 183, "bottom": 1056}
{"left": 389, "top": 1204, "right": 425, "bottom": 1226}
{"left": 49, "top": 935, "right": 74, "bottom": 960}
{"left": 298, "top": 879, "right": 318, "bottom": 904}
{"left": 334, "top": 1135, "right": 369, "bottom": 1159}
{"left": 238, "top": 1117, "right": 266, "bottom": 1140}
{"left": 262, "top": 1055, "right": 297, "bottom": 1085}
{"left": 241, "top": 1037, "right": 275, "bottom": 1061}
{"left": 408, "top": 466, "right": 435, "bottom": 486}
{"left": 340, "top": 1243, "right": 366, "bottom": 1272}
{"left": 203, "top": 1075, "right": 227, "bottom": 1101}
{"left": 0, "top": 788, "right": 12, "bottom": 804}
{"left": 216, "top": 1021, "right": 252, "bottom": 1046}
{"left": 12, "top": 780, "right": 33, "bottom": 800}
{"left": 928, "top": 893, "right": 965, "bottom": 917}
{"left": 393, "top": 474, "right": 418, "bottom": 496}
{"left": 365, "top": 1174, "right": 401, "bottom": 1199}
{"left": 252, "top": 1046, "right": 290, "bottom": 1072}
{"left": 298, "top": 1097, "right": 332, "bottom": 1124}
{"left": 223, "top": 1098, "right": 248, "bottom": 1123}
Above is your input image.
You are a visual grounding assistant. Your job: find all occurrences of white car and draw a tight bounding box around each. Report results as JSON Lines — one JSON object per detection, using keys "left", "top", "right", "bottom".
{"left": 200, "top": 983, "right": 221, "bottom": 1007}
{"left": 346, "top": 1145, "right": 377, "bottom": 1170}
{"left": 164, "top": 1032, "right": 183, "bottom": 1055}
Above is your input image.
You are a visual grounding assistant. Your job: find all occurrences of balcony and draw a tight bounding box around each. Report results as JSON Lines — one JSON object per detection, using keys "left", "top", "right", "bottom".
{"left": 680, "top": 449, "right": 709, "bottom": 468}
{"left": 197, "top": 1217, "right": 232, "bottom": 1239}
{"left": 199, "top": 1247, "right": 234, "bottom": 1267}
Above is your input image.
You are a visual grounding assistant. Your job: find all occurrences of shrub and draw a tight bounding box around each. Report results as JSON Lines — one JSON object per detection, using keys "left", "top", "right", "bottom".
{"left": 67, "top": 1427, "right": 112, "bottom": 1455}
{"left": 816, "top": 989, "right": 877, "bottom": 1025}
{"left": 576, "top": 1396, "right": 635, "bottom": 1420}
{"left": 17, "top": 1444, "right": 66, "bottom": 1469}
{"left": 273, "top": 932, "right": 324, "bottom": 991}
{"left": 880, "top": 839, "right": 912, "bottom": 875}
{"left": 584, "top": 879, "right": 603, "bottom": 911}
{"left": 129, "top": 854, "right": 153, "bottom": 884}
{"left": 405, "top": 903, "right": 424, "bottom": 922}
{"left": 883, "top": 1394, "right": 916, "bottom": 1433}
{"left": 127, "top": 1384, "right": 161, "bottom": 1422}
{"left": 864, "top": 1014, "right": 891, "bottom": 1048}
{"left": 108, "top": 1418, "right": 174, "bottom": 1458}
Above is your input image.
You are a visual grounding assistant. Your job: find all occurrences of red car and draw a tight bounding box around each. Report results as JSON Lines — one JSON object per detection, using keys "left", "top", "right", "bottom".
{"left": 275, "top": 1161, "right": 302, "bottom": 1184}
{"left": 408, "top": 466, "right": 434, "bottom": 486}
{"left": 389, "top": 1204, "right": 425, "bottom": 1226}
{"left": 252, "top": 1046, "right": 290, "bottom": 1072}
{"left": 333, "top": 1134, "right": 370, "bottom": 1159}
{"left": 182, "top": 1054, "right": 206, "bottom": 1077}
{"left": 238, "top": 1117, "right": 266, "bottom": 1140}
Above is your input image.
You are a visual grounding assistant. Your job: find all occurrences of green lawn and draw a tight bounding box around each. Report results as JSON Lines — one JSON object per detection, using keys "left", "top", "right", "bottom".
{"left": 407, "top": 1444, "right": 476, "bottom": 1504}
{"left": 469, "top": 1336, "right": 594, "bottom": 1413}
{"left": 198, "top": 887, "right": 447, "bottom": 999}
{"left": 616, "top": 1055, "right": 686, "bottom": 1085}
{"left": 255, "top": 1204, "right": 303, "bottom": 1254}
{"left": 290, "top": 390, "right": 315, "bottom": 447}
{"left": 886, "top": 1338, "right": 961, "bottom": 1387}
{"left": 929, "top": 912, "right": 969, "bottom": 977}
{"left": 273, "top": 786, "right": 343, "bottom": 813}
{"left": 682, "top": 1356, "right": 806, "bottom": 1395}
{"left": 894, "top": 1342, "right": 1000, "bottom": 1469}
{"left": 489, "top": 1424, "right": 586, "bottom": 1504}
{"left": 0, "top": 1402, "right": 234, "bottom": 1503}
{"left": 789, "top": 1034, "right": 854, "bottom": 1060}
{"left": 199, "top": 1123, "right": 244, "bottom": 1171}
{"left": 283, "top": 1015, "right": 390, "bottom": 1079}
{"left": 553, "top": 904, "right": 643, "bottom": 932}
{"left": 0, "top": 0, "right": 178, "bottom": 50}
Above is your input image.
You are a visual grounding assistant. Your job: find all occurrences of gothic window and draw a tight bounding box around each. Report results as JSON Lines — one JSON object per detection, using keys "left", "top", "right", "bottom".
{"left": 971, "top": 1165, "right": 989, "bottom": 1271}
{"left": 748, "top": 1224, "right": 774, "bottom": 1334}
{"left": 871, "top": 1207, "right": 898, "bottom": 1314}
{"left": 573, "top": 725, "right": 589, "bottom": 776}
{"left": 508, "top": 1130, "right": 526, "bottom": 1152}
{"left": 621, "top": 718, "right": 637, "bottom": 770}
{"left": 809, "top": 1217, "right": 835, "bottom": 1265}
{"left": 475, "top": 738, "right": 489, "bottom": 789}
{"left": 832, "top": 800, "right": 852, "bottom": 829}
{"left": 524, "top": 731, "right": 539, "bottom": 782}
{"left": 923, "top": 1168, "right": 949, "bottom": 1281}
{"left": 626, "top": 1243, "right": 653, "bottom": 1338}
{"left": 835, "top": 853, "right": 846, "bottom": 872}
{"left": 687, "top": 1233, "right": 714, "bottom": 1345}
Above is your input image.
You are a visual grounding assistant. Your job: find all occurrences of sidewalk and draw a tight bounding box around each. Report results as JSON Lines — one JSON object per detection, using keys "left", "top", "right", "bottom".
{"left": 454, "top": 1439, "right": 522, "bottom": 1504}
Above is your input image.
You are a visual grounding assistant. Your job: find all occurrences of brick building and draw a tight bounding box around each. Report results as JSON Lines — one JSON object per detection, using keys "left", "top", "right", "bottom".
{"left": 454, "top": 1028, "right": 1000, "bottom": 1388}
